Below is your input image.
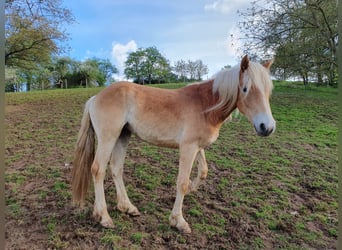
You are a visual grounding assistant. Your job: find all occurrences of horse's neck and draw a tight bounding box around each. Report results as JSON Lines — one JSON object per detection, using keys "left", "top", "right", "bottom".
{"left": 193, "top": 80, "right": 238, "bottom": 126}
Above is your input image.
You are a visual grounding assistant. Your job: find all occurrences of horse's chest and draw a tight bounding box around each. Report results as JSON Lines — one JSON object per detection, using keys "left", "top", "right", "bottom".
{"left": 199, "top": 129, "right": 220, "bottom": 148}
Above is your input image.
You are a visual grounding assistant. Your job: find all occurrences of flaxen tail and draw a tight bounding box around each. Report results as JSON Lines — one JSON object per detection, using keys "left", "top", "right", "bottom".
{"left": 72, "top": 97, "right": 96, "bottom": 206}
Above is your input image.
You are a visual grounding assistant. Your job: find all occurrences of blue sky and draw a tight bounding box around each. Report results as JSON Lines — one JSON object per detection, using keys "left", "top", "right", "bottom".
{"left": 63, "top": 0, "right": 253, "bottom": 79}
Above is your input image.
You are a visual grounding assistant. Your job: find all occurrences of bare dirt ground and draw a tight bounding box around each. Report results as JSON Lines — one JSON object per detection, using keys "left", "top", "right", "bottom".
{"left": 5, "top": 87, "right": 337, "bottom": 249}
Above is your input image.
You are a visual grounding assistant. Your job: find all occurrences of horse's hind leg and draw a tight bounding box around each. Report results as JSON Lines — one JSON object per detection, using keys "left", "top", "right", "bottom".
{"left": 189, "top": 149, "right": 208, "bottom": 192}
{"left": 92, "top": 137, "right": 117, "bottom": 228}
{"left": 109, "top": 130, "right": 140, "bottom": 216}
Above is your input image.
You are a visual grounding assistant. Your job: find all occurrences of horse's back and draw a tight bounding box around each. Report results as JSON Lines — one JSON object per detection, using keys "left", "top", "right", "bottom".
{"left": 90, "top": 81, "right": 221, "bottom": 148}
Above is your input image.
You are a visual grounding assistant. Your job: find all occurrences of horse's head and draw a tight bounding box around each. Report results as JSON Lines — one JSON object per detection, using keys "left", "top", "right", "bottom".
{"left": 237, "top": 55, "right": 276, "bottom": 137}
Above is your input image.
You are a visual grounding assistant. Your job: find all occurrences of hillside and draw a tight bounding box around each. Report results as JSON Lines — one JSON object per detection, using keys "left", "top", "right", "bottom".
{"left": 5, "top": 83, "right": 337, "bottom": 249}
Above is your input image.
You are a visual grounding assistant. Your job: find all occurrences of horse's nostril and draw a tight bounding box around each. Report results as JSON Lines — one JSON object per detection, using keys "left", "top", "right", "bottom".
{"left": 260, "top": 123, "right": 266, "bottom": 132}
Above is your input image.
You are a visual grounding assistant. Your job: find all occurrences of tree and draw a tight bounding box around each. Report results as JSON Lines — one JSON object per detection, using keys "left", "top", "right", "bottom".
{"left": 194, "top": 60, "right": 209, "bottom": 81}
{"left": 124, "top": 47, "right": 170, "bottom": 84}
{"left": 51, "top": 57, "right": 78, "bottom": 88}
{"left": 153, "top": 58, "right": 171, "bottom": 84}
{"left": 143, "top": 47, "right": 170, "bottom": 84}
{"left": 97, "top": 59, "right": 118, "bottom": 84}
{"left": 5, "top": 56, "right": 118, "bottom": 92}
{"left": 173, "top": 59, "right": 209, "bottom": 82}
{"left": 76, "top": 58, "right": 117, "bottom": 87}
{"left": 5, "top": 0, "right": 75, "bottom": 74}
{"left": 124, "top": 48, "right": 146, "bottom": 84}
{"left": 5, "top": 66, "right": 20, "bottom": 92}
{"left": 173, "top": 60, "right": 187, "bottom": 82}
{"left": 34, "top": 66, "right": 53, "bottom": 90}
{"left": 7, "top": 64, "right": 54, "bottom": 91}
{"left": 186, "top": 60, "right": 197, "bottom": 80}
{"left": 238, "top": 0, "right": 337, "bottom": 86}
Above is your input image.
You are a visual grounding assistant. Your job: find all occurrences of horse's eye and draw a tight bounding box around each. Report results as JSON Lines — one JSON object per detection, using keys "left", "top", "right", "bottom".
{"left": 243, "top": 87, "right": 247, "bottom": 93}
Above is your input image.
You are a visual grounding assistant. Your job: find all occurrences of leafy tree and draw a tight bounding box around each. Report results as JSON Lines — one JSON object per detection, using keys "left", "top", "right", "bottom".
{"left": 153, "top": 58, "right": 171, "bottom": 84}
{"left": 51, "top": 57, "right": 78, "bottom": 88}
{"left": 5, "top": 0, "right": 75, "bottom": 90}
{"left": 165, "top": 72, "right": 180, "bottom": 83}
{"left": 7, "top": 65, "right": 53, "bottom": 91}
{"left": 5, "top": 57, "right": 118, "bottom": 91}
{"left": 97, "top": 59, "right": 118, "bottom": 84}
{"left": 143, "top": 47, "right": 170, "bottom": 84}
{"left": 34, "top": 66, "right": 53, "bottom": 90}
{"left": 75, "top": 58, "right": 117, "bottom": 87}
{"left": 77, "top": 61, "right": 95, "bottom": 87}
{"left": 5, "top": 66, "right": 20, "bottom": 92}
{"left": 238, "top": 0, "right": 337, "bottom": 86}
{"left": 124, "top": 48, "right": 146, "bottom": 84}
{"left": 124, "top": 47, "right": 170, "bottom": 84}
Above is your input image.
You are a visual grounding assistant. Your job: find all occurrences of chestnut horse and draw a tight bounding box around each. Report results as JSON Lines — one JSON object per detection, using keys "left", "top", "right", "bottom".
{"left": 72, "top": 55, "right": 275, "bottom": 233}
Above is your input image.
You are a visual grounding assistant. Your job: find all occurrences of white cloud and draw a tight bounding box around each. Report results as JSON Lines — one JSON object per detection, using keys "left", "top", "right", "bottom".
{"left": 204, "top": 0, "right": 250, "bottom": 14}
{"left": 111, "top": 40, "right": 138, "bottom": 79}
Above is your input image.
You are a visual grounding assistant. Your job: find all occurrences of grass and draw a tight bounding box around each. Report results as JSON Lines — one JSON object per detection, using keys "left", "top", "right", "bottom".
{"left": 5, "top": 82, "right": 337, "bottom": 249}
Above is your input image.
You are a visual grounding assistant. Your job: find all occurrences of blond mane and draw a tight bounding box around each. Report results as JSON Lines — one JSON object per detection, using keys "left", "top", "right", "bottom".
{"left": 209, "top": 65, "right": 240, "bottom": 114}
{"left": 246, "top": 62, "right": 274, "bottom": 97}
{"left": 209, "top": 61, "right": 273, "bottom": 114}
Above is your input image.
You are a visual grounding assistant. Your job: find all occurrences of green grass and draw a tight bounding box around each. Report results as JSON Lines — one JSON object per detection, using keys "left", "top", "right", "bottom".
{"left": 130, "top": 232, "right": 147, "bottom": 244}
{"left": 100, "top": 230, "right": 125, "bottom": 248}
{"left": 42, "top": 215, "right": 69, "bottom": 249}
{"left": 5, "top": 82, "right": 337, "bottom": 249}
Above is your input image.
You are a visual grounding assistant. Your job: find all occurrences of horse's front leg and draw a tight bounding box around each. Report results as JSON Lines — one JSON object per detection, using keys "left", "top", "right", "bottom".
{"left": 169, "top": 144, "right": 199, "bottom": 234}
{"left": 189, "top": 149, "right": 208, "bottom": 192}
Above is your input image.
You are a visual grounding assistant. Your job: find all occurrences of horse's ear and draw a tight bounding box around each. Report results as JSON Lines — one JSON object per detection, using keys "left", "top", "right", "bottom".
{"left": 263, "top": 58, "right": 274, "bottom": 70}
{"left": 240, "top": 55, "right": 249, "bottom": 72}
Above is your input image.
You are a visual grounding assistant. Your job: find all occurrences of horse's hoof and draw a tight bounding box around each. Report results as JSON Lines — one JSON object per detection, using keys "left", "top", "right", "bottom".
{"left": 179, "top": 224, "right": 192, "bottom": 234}
{"left": 128, "top": 207, "right": 141, "bottom": 216}
{"left": 92, "top": 211, "right": 100, "bottom": 221}
{"left": 101, "top": 219, "right": 114, "bottom": 228}
{"left": 169, "top": 215, "right": 192, "bottom": 234}
{"left": 117, "top": 203, "right": 140, "bottom": 216}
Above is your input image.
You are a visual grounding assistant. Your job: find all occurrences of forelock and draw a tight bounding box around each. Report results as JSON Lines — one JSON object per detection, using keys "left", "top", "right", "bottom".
{"left": 247, "top": 62, "right": 273, "bottom": 96}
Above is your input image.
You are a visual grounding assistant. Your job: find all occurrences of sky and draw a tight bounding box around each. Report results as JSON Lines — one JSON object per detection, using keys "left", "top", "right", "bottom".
{"left": 63, "top": 0, "right": 253, "bottom": 80}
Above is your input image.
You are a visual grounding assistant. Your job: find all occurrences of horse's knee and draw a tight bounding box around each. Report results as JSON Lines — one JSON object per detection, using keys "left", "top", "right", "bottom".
{"left": 91, "top": 161, "right": 105, "bottom": 181}
{"left": 200, "top": 168, "right": 208, "bottom": 179}
{"left": 91, "top": 162, "right": 99, "bottom": 177}
{"left": 178, "top": 179, "right": 190, "bottom": 194}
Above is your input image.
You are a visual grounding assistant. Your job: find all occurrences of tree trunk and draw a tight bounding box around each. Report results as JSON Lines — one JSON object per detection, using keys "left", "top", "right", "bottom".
{"left": 303, "top": 75, "right": 308, "bottom": 86}
{"left": 316, "top": 71, "right": 323, "bottom": 86}
{"left": 26, "top": 77, "right": 31, "bottom": 91}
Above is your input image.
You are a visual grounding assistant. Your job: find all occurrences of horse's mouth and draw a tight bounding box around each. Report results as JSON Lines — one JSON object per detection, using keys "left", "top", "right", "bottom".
{"left": 254, "top": 125, "right": 274, "bottom": 137}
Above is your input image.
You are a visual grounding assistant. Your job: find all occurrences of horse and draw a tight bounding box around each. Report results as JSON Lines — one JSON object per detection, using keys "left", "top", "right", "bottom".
{"left": 71, "top": 55, "right": 276, "bottom": 234}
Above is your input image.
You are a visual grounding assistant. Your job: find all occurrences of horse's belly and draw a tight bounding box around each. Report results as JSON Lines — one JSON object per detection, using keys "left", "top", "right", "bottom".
{"left": 128, "top": 123, "right": 180, "bottom": 148}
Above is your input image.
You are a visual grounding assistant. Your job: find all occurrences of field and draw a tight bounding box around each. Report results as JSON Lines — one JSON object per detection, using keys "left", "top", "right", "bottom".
{"left": 5, "top": 82, "right": 337, "bottom": 249}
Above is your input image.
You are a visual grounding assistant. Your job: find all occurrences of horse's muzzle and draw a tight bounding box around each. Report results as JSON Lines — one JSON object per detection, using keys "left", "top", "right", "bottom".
{"left": 255, "top": 122, "right": 275, "bottom": 137}
{"left": 252, "top": 113, "right": 276, "bottom": 137}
